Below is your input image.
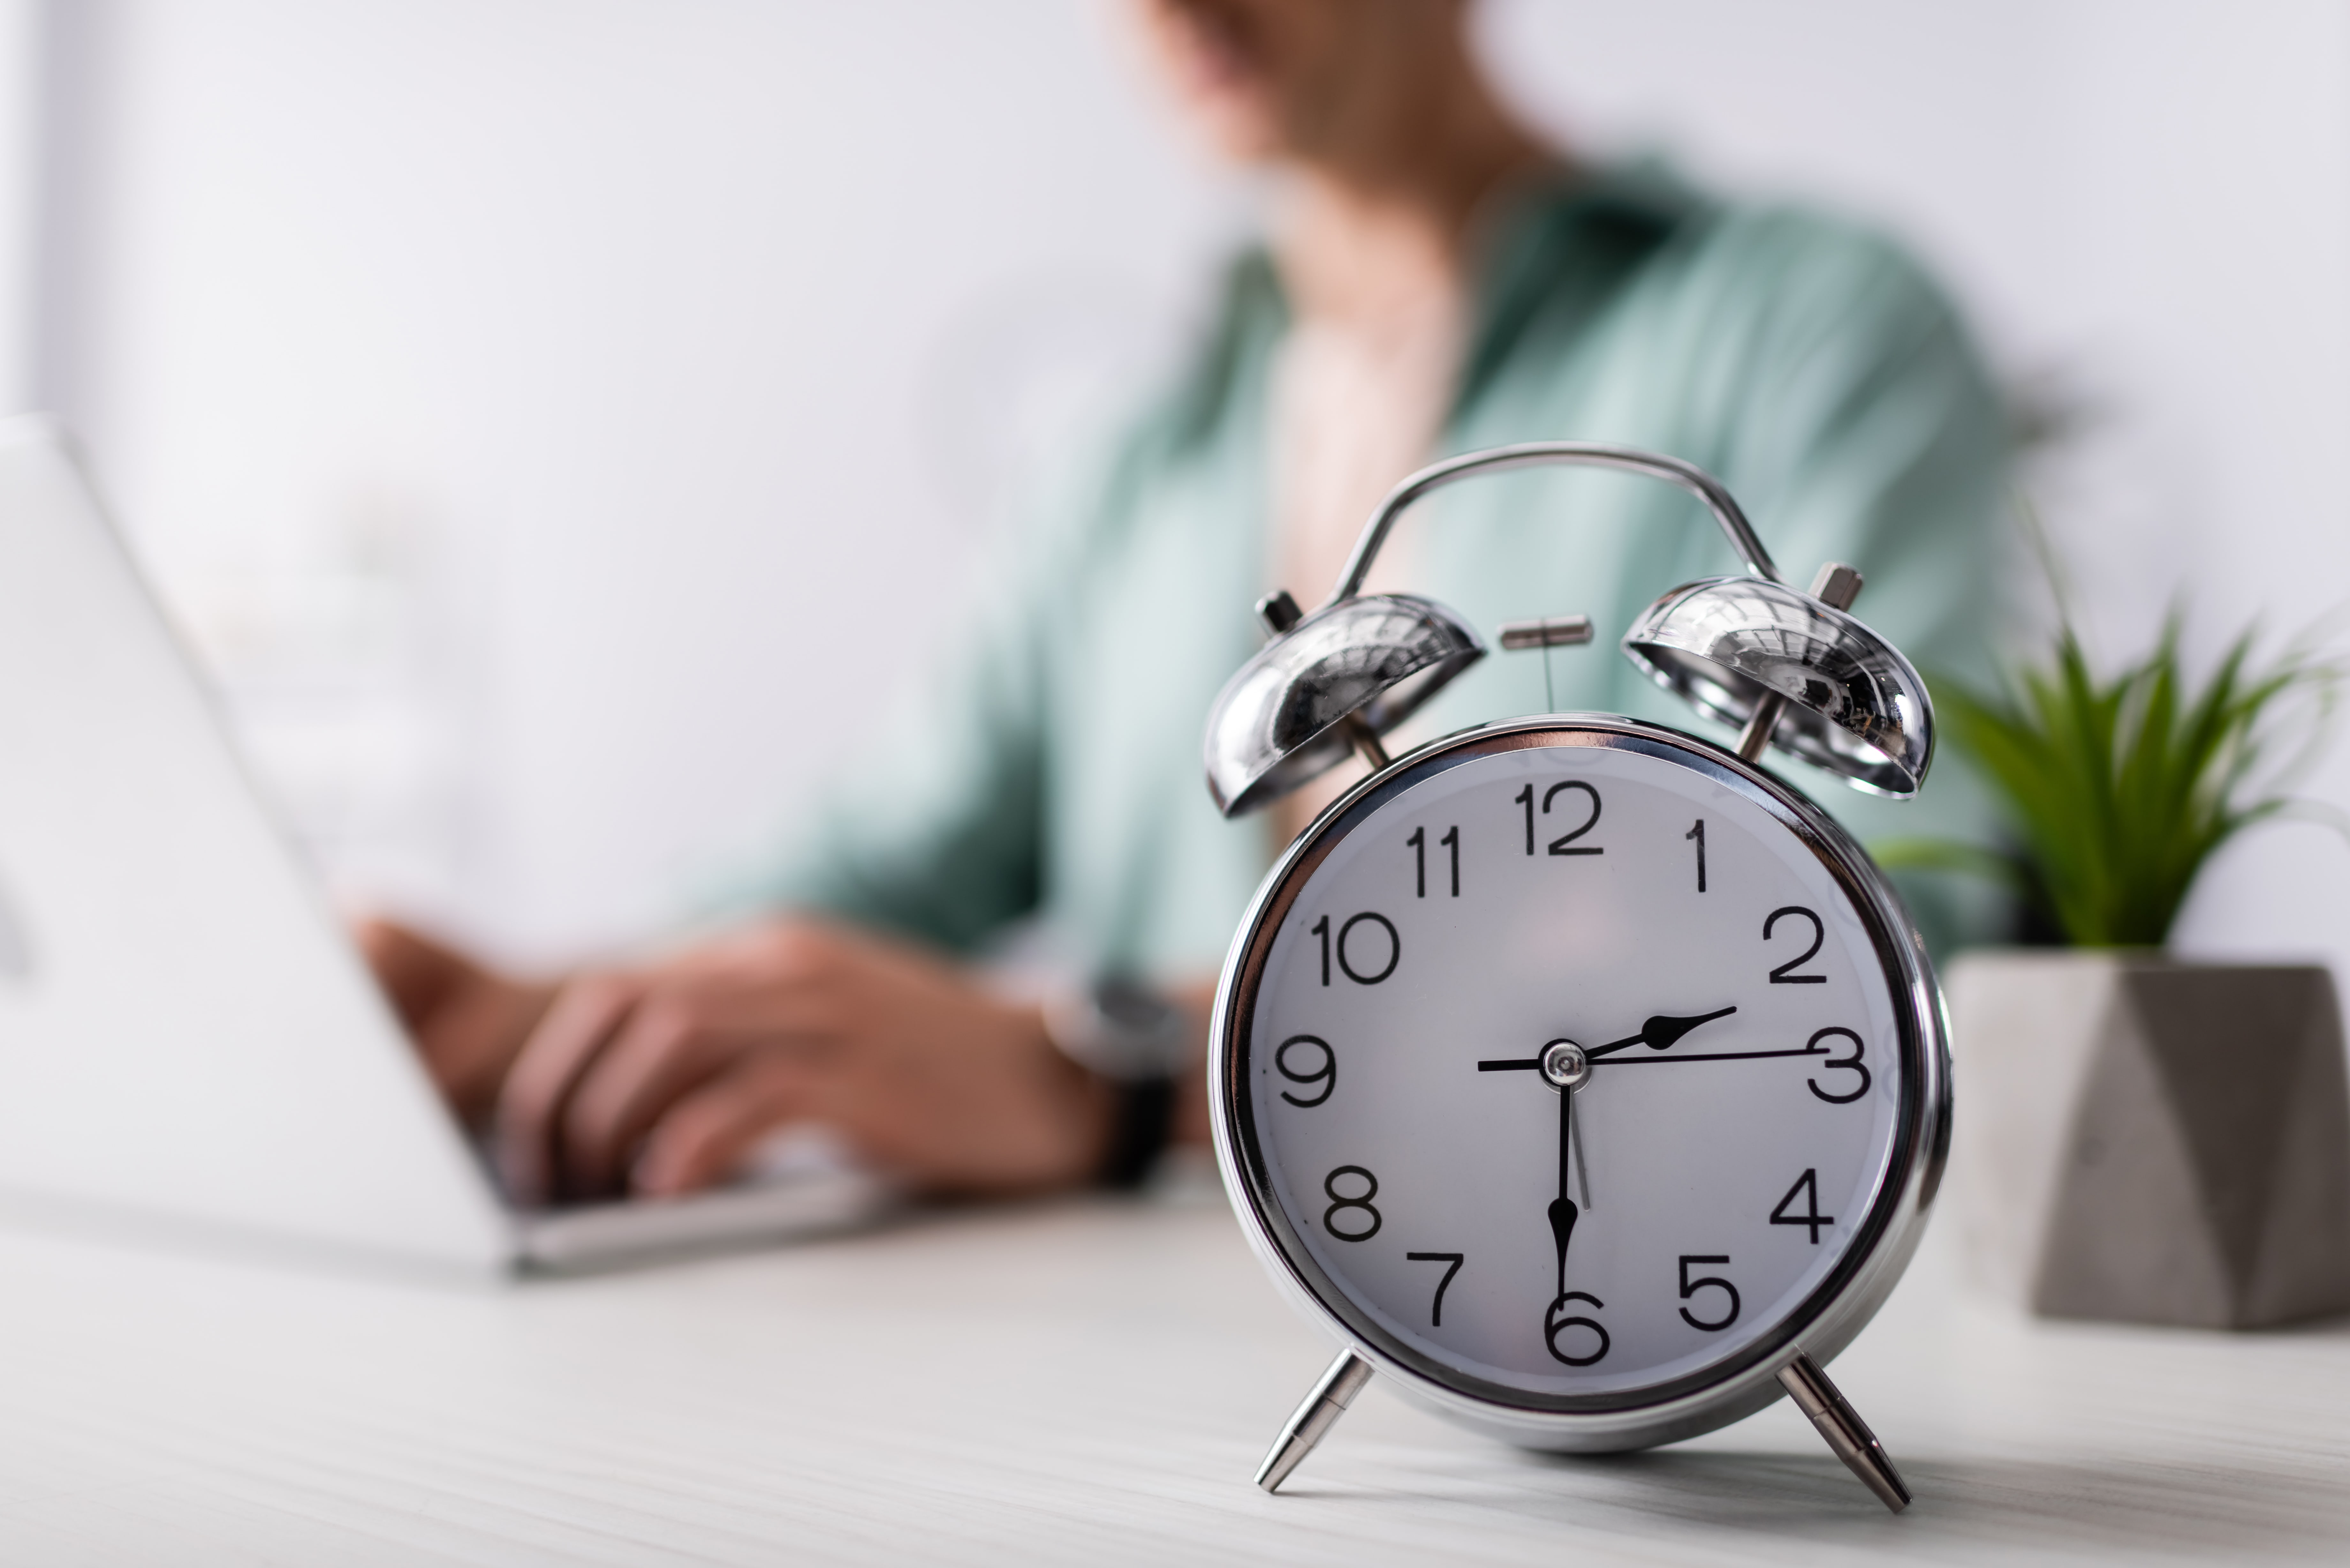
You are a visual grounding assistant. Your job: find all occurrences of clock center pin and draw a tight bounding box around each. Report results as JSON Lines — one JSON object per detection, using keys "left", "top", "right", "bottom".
{"left": 1539, "top": 1039, "right": 1591, "bottom": 1091}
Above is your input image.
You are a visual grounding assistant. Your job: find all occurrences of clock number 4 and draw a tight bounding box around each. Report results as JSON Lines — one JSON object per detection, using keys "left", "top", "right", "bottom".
{"left": 1770, "top": 1167, "right": 1836, "bottom": 1244}
{"left": 1406, "top": 825, "right": 1460, "bottom": 898}
{"left": 1677, "top": 1255, "right": 1742, "bottom": 1332}
{"left": 1514, "top": 782, "right": 1603, "bottom": 857}
{"left": 1405, "top": 1251, "right": 1464, "bottom": 1326}
{"left": 1311, "top": 913, "right": 1399, "bottom": 986}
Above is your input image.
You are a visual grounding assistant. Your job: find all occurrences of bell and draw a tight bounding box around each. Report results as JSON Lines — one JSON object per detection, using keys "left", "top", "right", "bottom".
{"left": 1203, "top": 592, "right": 1483, "bottom": 817}
{"left": 1622, "top": 574, "right": 1933, "bottom": 798}
{"left": 1202, "top": 441, "right": 1938, "bottom": 818}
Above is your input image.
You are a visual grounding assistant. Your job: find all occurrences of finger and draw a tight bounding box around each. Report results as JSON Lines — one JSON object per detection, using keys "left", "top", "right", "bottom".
{"left": 631, "top": 1059, "right": 821, "bottom": 1198}
{"left": 354, "top": 917, "right": 471, "bottom": 1028}
{"left": 558, "top": 972, "right": 851, "bottom": 1194}
{"left": 493, "top": 974, "right": 646, "bottom": 1204}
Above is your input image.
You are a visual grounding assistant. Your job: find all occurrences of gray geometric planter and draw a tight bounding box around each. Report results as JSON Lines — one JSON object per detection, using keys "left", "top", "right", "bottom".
{"left": 1946, "top": 950, "right": 2350, "bottom": 1329}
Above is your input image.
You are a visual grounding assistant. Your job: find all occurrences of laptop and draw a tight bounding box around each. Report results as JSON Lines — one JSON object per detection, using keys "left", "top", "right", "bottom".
{"left": 0, "top": 417, "right": 889, "bottom": 1273}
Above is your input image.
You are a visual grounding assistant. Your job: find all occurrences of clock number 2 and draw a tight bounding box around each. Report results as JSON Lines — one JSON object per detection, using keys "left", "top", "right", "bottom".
{"left": 1515, "top": 781, "right": 1603, "bottom": 857}
{"left": 1763, "top": 905, "right": 1828, "bottom": 984}
{"left": 1322, "top": 1166, "right": 1382, "bottom": 1241}
{"left": 1312, "top": 913, "right": 1399, "bottom": 985}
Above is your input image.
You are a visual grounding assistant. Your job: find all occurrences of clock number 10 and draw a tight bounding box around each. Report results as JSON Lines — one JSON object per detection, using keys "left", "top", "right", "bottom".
{"left": 1312, "top": 912, "right": 1399, "bottom": 985}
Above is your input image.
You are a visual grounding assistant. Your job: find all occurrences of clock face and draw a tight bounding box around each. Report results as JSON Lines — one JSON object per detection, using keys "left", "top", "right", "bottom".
{"left": 1223, "top": 722, "right": 1923, "bottom": 1412}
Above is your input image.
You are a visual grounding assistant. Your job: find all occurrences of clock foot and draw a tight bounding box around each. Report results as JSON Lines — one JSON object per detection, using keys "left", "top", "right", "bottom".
{"left": 1778, "top": 1351, "right": 1911, "bottom": 1514}
{"left": 1255, "top": 1350, "right": 1373, "bottom": 1493}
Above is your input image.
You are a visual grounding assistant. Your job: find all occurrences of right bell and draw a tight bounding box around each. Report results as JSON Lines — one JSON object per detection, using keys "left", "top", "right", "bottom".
{"left": 1621, "top": 575, "right": 1935, "bottom": 799}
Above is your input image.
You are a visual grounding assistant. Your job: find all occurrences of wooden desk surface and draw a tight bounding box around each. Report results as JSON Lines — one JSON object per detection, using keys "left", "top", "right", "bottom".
{"left": 0, "top": 1180, "right": 2342, "bottom": 1564}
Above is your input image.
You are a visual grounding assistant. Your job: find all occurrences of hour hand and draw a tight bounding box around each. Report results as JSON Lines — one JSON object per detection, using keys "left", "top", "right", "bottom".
{"left": 1587, "top": 1005, "right": 1737, "bottom": 1059}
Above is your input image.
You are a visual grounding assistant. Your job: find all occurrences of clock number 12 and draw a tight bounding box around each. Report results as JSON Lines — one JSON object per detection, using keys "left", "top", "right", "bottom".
{"left": 1515, "top": 781, "right": 1603, "bottom": 857}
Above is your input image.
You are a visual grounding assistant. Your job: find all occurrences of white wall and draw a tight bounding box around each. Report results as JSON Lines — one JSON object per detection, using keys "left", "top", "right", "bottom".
{"left": 37, "top": 0, "right": 2350, "bottom": 972}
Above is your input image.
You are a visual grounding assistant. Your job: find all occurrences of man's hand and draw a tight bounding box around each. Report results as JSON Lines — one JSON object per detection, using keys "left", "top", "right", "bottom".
{"left": 357, "top": 918, "right": 555, "bottom": 1130}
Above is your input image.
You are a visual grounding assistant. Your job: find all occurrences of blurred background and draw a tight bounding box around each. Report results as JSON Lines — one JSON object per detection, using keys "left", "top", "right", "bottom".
{"left": 0, "top": 0, "right": 2343, "bottom": 971}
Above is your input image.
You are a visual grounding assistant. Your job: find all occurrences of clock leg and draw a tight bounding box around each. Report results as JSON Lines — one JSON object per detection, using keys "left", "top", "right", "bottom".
{"left": 1254, "top": 1350, "right": 1373, "bottom": 1493}
{"left": 1777, "top": 1351, "right": 1911, "bottom": 1514}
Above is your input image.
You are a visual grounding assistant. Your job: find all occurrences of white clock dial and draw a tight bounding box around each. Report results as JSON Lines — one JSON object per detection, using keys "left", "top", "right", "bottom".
{"left": 1232, "top": 726, "right": 1914, "bottom": 1406}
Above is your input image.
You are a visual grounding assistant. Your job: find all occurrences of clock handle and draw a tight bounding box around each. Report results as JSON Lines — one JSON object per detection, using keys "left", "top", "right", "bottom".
{"left": 1778, "top": 1350, "right": 1912, "bottom": 1514}
{"left": 1254, "top": 1350, "right": 1374, "bottom": 1493}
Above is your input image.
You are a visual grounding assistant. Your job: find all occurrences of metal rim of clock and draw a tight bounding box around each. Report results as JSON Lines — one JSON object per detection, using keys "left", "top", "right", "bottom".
{"left": 1205, "top": 715, "right": 1951, "bottom": 1452}
{"left": 1201, "top": 442, "right": 1937, "bottom": 816}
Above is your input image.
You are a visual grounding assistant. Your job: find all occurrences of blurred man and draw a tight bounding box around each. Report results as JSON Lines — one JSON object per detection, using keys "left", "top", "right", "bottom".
{"left": 367, "top": 0, "right": 2005, "bottom": 1204}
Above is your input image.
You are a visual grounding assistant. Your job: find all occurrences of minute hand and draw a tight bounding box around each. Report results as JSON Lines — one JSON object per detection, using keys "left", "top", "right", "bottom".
{"left": 1583, "top": 1005, "right": 1738, "bottom": 1060}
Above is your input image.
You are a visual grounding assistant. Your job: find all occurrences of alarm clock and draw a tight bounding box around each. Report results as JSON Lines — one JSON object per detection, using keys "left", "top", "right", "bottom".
{"left": 1200, "top": 442, "right": 1947, "bottom": 1514}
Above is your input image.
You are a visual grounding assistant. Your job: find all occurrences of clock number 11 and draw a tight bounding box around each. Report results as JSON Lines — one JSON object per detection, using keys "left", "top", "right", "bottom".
{"left": 1406, "top": 825, "right": 1460, "bottom": 898}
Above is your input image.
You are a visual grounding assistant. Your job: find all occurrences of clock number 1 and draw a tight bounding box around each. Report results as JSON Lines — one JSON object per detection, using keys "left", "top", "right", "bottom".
{"left": 1406, "top": 825, "right": 1460, "bottom": 898}
{"left": 1515, "top": 781, "right": 1603, "bottom": 856}
{"left": 1687, "top": 818, "right": 1706, "bottom": 892}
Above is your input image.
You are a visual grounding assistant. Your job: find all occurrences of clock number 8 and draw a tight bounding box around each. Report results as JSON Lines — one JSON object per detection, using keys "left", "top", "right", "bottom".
{"left": 1543, "top": 1292, "right": 1609, "bottom": 1366}
{"left": 1322, "top": 1165, "right": 1382, "bottom": 1241}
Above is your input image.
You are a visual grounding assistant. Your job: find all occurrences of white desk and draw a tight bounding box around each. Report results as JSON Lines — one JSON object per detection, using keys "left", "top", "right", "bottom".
{"left": 0, "top": 1182, "right": 2342, "bottom": 1564}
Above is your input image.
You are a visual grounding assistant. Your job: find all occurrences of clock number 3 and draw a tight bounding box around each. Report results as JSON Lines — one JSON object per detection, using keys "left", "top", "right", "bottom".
{"left": 1322, "top": 1166, "right": 1382, "bottom": 1240}
{"left": 1804, "top": 1027, "right": 1871, "bottom": 1104}
{"left": 1514, "top": 782, "right": 1603, "bottom": 857}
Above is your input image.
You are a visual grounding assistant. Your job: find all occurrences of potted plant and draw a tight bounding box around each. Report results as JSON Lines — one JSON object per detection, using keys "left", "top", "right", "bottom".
{"left": 1889, "top": 618, "right": 2350, "bottom": 1327}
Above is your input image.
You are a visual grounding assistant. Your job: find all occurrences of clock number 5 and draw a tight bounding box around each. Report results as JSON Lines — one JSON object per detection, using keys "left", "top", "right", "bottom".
{"left": 1763, "top": 905, "right": 1827, "bottom": 984}
{"left": 1677, "top": 1256, "right": 1741, "bottom": 1331}
{"left": 1322, "top": 1166, "right": 1382, "bottom": 1241}
{"left": 1804, "top": 1026, "right": 1871, "bottom": 1104}
{"left": 1312, "top": 913, "right": 1400, "bottom": 985}
{"left": 1405, "top": 1251, "right": 1464, "bottom": 1326}
{"left": 1514, "top": 782, "right": 1603, "bottom": 857}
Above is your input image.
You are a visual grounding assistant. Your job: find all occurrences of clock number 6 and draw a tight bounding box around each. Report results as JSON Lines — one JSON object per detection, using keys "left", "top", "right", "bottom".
{"left": 1677, "top": 1255, "right": 1742, "bottom": 1331}
{"left": 1311, "top": 912, "right": 1399, "bottom": 986}
{"left": 1515, "top": 781, "right": 1603, "bottom": 856}
{"left": 1804, "top": 1026, "right": 1871, "bottom": 1104}
{"left": 1274, "top": 1034, "right": 1335, "bottom": 1107}
{"left": 1322, "top": 1165, "right": 1382, "bottom": 1241}
{"left": 1543, "top": 1292, "right": 1609, "bottom": 1366}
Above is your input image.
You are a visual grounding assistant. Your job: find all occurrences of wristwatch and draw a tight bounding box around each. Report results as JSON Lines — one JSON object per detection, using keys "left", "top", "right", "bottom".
{"left": 1043, "top": 976, "right": 1189, "bottom": 1188}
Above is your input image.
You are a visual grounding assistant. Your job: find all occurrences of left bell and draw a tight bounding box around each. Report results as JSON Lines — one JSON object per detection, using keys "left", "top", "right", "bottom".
{"left": 1203, "top": 593, "right": 1483, "bottom": 817}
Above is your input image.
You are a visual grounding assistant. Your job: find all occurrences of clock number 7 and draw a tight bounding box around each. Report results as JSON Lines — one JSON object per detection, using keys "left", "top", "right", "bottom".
{"left": 1406, "top": 825, "right": 1460, "bottom": 898}
{"left": 1405, "top": 1251, "right": 1465, "bottom": 1326}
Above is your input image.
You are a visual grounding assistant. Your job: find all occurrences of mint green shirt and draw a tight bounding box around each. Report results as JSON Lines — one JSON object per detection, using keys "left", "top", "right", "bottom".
{"left": 764, "top": 169, "right": 2008, "bottom": 974}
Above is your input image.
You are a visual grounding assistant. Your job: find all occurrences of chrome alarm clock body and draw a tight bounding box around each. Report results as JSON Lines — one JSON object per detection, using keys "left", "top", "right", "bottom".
{"left": 1199, "top": 441, "right": 1949, "bottom": 1511}
{"left": 1206, "top": 713, "right": 1951, "bottom": 1457}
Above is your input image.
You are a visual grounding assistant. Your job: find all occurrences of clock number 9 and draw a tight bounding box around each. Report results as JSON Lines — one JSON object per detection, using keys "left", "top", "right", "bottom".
{"left": 1274, "top": 1034, "right": 1336, "bottom": 1107}
{"left": 1543, "top": 1292, "right": 1609, "bottom": 1366}
{"left": 1322, "top": 1165, "right": 1382, "bottom": 1241}
{"left": 1311, "top": 912, "right": 1400, "bottom": 985}
{"left": 1804, "top": 1026, "right": 1871, "bottom": 1104}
